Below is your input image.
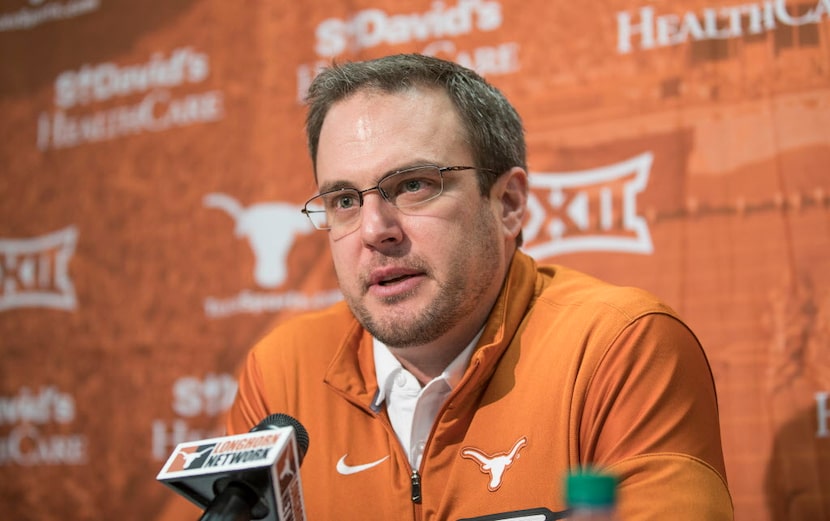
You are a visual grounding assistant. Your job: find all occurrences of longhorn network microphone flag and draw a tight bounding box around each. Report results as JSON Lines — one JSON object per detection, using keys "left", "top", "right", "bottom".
{"left": 156, "top": 422, "right": 306, "bottom": 521}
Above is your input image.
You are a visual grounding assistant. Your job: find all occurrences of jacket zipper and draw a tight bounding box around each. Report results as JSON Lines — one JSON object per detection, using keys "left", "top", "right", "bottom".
{"left": 410, "top": 359, "right": 482, "bottom": 510}
{"left": 331, "top": 357, "right": 483, "bottom": 518}
{"left": 410, "top": 469, "right": 422, "bottom": 503}
{"left": 361, "top": 391, "right": 424, "bottom": 514}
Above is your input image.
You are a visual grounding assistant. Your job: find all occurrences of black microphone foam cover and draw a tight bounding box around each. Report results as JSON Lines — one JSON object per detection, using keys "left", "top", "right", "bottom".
{"left": 252, "top": 413, "right": 310, "bottom": 464}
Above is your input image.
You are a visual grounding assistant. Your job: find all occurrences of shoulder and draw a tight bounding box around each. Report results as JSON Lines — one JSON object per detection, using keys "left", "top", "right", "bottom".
{"left": 534, "top": 264, "right": 678, "bottom": 323}
{"left": 250, "top": 300, "right": 358, "bottom": 362}
{"left": 521, "top": 264, "right": 699, "bottom": 367}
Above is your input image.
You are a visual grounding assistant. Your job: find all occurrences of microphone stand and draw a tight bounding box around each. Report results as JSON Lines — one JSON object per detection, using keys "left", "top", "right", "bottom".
{"left": 198, "top": 482, "right": 259, "bottom": 521}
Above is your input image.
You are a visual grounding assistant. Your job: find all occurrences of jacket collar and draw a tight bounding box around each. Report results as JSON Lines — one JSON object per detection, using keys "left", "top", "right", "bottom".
{"left": 465, "top": 250, "right": 539, "bottom": 383}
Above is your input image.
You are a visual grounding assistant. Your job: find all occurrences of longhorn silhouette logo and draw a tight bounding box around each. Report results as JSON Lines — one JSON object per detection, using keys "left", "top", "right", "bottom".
{"left": 204, "top": 193, "right": 313, "bottom": 289}
{"left": 173, "top": 445, "right": 215, "bottom": 470}
{"left": 461, "top": 437, "right": 528, "bottom": 491}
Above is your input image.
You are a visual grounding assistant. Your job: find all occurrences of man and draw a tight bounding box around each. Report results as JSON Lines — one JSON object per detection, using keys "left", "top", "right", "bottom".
{"left": 226, "top": 54, "right": 733, "bottom": 520}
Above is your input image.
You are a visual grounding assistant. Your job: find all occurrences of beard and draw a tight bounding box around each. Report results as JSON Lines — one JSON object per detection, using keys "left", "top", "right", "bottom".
{"left": 343, "top": 203, "right": 503, "bottom": 348}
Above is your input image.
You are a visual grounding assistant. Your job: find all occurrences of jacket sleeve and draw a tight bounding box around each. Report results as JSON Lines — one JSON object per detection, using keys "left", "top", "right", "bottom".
{"left": 577, "top": 311, "right": 734, "bottom": 520}
{"left": 225, "top": 343, "right": 274, "bottom": 435}
{"left": 608, "top": 454, "right": 733, "bottom": 520}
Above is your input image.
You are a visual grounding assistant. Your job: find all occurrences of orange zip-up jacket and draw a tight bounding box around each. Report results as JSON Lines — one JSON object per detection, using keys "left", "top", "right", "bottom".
{"left": 226, "top": 251, "right": 733, "bottom": 521}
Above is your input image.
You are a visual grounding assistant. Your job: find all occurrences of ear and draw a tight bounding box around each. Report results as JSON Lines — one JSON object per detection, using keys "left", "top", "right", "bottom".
{"left": 494, "top": 167, "right": 528, "bottom": 242}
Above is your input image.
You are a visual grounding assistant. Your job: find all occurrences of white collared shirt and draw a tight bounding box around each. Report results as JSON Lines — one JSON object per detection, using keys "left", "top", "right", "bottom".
{"left": 373, "top": 331, "right": 481, "bottom": 470}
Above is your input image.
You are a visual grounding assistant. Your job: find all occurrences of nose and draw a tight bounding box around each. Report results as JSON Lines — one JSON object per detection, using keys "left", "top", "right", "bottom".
{"left": 358, "top": 191, "right": 402, "bottom": 247}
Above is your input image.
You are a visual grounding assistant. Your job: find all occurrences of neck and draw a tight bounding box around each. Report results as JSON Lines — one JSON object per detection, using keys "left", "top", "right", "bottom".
{"left": 388, "top": 347, "right": 459, "bottom": 386}
{"left": 387, "top": 322, "right": 484, "bottom": 386}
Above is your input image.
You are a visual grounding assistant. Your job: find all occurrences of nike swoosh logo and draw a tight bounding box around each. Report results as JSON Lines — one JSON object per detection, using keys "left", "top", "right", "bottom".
{"left": 336, "top": 454, "right": 389, "bottom": 475}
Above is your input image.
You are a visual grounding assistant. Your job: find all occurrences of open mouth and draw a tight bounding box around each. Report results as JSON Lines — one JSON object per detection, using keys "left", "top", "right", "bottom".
{"left": 378, "top": 274, "right": 415, "bottom": 286}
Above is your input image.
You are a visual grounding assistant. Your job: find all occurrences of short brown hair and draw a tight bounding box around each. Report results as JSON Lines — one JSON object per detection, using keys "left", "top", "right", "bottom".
{"left": 304, "top": 53, "right": 526, "bottom": 199}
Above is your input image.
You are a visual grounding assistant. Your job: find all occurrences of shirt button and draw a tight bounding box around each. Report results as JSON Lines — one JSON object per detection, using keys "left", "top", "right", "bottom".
{"left": 395, "top": 373, "right": 407, "bottom": 387}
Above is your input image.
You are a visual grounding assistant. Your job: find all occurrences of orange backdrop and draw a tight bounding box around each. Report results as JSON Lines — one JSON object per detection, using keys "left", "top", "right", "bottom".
{"left": 1, "top": 1, "right": 828, "bottom": 520}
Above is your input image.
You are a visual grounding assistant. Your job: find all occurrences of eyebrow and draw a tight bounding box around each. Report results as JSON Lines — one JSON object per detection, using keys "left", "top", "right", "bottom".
{"left": 318, "top": 180, "right": 358, "bottom": 194}
{"left": 317, "top": 161, "right": 440, "bottom": 194}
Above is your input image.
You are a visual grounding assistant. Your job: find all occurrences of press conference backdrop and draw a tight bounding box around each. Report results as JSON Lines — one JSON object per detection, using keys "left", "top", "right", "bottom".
{"left": 0, "top": 0, "right": 828, "bottom": 519}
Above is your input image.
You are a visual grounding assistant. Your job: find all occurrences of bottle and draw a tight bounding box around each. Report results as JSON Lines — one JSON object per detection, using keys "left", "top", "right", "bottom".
{"left": 564, "top": 469, "right": 619, "bottom": 520}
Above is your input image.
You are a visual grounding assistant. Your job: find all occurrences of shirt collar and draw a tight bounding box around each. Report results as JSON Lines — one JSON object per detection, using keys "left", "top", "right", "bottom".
{"left": 372, "top": 329, "right": 483, "bottom": 409}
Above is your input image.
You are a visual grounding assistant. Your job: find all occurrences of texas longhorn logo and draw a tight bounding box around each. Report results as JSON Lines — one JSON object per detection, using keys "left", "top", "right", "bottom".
{"left": 203, "top": 193, "right": 313, "bottom": 289}
{"left": 170, "top": 444, "right": 217, "bottom": 472}
{"left": 202, "top": 193, "right": 345, "bottom": 319}
{"left": 461, "top": 437, "right": 528, "bottom": 491}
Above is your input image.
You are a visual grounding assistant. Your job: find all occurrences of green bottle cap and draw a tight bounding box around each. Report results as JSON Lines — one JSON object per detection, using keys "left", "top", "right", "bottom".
{"left": 565, "top": 471, "right": 617, "bottom": 508}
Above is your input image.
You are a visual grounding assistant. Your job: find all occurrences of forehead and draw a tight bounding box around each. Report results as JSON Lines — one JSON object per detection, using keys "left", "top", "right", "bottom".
{"left": 314, "top": 86, "right": 471, "bottom": 188}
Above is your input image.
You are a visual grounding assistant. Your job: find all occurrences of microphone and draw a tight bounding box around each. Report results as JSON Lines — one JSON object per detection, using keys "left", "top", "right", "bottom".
{"left": 157, "top": 414, "right": 310, "bottom": 521}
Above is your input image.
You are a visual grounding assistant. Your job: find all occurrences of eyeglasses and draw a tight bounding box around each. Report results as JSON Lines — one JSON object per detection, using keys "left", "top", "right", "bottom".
{"left": 301, "top": 165, "right": 494, "bottom": 237}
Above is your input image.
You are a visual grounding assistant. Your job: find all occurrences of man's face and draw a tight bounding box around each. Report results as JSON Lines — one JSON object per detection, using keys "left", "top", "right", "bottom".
{"left": 314, "top": 87, "right": 511, "bottom": 349}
